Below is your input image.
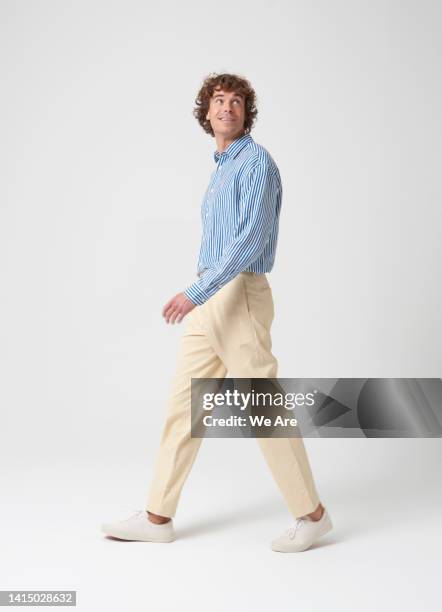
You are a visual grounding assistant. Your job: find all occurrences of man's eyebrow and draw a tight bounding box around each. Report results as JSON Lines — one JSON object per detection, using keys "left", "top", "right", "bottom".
{"left": 212, "top": 92, "right": 244, "bottom": 99}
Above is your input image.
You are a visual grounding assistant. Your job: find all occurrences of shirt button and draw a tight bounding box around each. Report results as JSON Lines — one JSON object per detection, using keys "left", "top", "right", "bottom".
{"left": 210, "top": 188, "right": 214, "bottom": 192}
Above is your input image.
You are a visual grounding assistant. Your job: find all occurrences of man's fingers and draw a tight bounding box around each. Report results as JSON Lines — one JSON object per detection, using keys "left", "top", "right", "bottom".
{"left": 172, "top": 303, "right": 183, "bottom": 323}
{"left": 163, "top": 300, "right": 178, "bottom": 320}
{"left": 164, "top": 300, "right": 181, "bottom": 324}
{"left": 162, "top": 299, "right": 175, "bottom": 317}
{"left": 165, "top": 307, "right": 177, "bottom": 323}
{"left": 163, "top": 306, "right": 174, "bottom": 321}
{"left": 175, "top": 311, "right": 184, "bottom": 324}
{"left": 172, "top": 301, "right": 189, "bottom": 324}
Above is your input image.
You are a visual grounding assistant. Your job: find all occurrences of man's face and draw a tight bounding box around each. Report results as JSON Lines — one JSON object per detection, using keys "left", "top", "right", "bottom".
{"left": 206, "top": 88, "right": 246, "bottom": 140}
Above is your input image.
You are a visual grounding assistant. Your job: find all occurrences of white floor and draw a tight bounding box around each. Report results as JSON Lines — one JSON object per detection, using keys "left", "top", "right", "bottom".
{"left": 2, "top": 438, "right": 441, "bottom": 612}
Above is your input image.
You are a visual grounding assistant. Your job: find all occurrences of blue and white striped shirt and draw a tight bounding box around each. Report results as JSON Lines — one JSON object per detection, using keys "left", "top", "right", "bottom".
{"left": 184, "top": 132, "right": 282, "bottom": 306}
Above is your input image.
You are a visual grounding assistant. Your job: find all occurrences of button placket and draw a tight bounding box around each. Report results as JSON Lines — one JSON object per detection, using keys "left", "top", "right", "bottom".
{"left": 205, "top": 153, "right": 227, "bottom": 221}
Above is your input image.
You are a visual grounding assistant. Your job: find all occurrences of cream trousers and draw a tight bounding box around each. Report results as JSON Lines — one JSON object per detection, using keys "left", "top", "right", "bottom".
{"left": 146, "top": 272, "right": 320, "bottom": 518}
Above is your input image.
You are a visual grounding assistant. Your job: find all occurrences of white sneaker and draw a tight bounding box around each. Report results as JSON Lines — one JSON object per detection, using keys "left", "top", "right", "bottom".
{"left": 271, "top": 508, "right": 333, "bottom": 552}
{"left": 101, "top": 510, "right": 175, "bottom": 543}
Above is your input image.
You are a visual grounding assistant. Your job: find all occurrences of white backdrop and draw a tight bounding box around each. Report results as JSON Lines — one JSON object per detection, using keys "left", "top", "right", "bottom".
{"left": 1, "top": 2, "right": 441, "bottom": 609}
{"left": 2, "top": 0, "right": 441, "bottom": 461}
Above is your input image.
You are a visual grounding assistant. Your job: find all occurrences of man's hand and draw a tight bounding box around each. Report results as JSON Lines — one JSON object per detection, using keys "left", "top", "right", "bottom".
{"left": 162, "top": 292, "right": 196, "bottom": 324}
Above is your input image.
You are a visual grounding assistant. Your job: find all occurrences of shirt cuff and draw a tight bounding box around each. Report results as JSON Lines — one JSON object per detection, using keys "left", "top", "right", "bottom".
{"left": 184, "top": 277, "right": 219, "bottom": 305}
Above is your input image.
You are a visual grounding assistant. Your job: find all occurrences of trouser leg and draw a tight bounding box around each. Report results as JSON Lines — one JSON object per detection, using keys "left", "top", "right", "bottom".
{"left": 146, "top": 306, "right": 227, "bottom": 517}
{"left": 203, "top": 272, "right": 321, "bottom": 518}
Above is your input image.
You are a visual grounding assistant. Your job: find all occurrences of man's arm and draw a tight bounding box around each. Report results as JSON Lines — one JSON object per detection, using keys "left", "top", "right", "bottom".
{"left": 183, "top": 158, "right": 279, "bottom": 306}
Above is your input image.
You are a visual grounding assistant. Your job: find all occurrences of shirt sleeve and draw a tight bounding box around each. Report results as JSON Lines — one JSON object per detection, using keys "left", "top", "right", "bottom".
{"left": 184, "top": 159, "right": 278, "bottom": 305}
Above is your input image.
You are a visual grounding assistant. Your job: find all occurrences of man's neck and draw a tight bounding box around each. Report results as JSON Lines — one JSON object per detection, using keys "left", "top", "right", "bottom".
{"left": 215, "top": 130, "right": 245, "bottom": 154}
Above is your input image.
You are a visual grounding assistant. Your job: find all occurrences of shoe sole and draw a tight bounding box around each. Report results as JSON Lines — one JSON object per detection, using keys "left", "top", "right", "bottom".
{"left": 101, "top": 525, "right": 175, "bottom": 543}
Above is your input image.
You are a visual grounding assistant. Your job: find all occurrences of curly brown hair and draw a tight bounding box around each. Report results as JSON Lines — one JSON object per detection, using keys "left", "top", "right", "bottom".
{"left": 193, "top": 73, "right": 258, "bottom": 136}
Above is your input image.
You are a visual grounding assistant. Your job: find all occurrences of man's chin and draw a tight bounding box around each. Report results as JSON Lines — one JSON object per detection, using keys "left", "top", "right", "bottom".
{"left": 216, "top": 126, "right": 242, "bottom": 138}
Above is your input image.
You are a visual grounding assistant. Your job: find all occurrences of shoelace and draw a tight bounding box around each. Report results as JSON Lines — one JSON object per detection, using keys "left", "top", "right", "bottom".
{"left": 122, "top": 509, "right": 146, "bottom": 521}
{"left": 287, "top": 517, "right": 306, "bottom": 540}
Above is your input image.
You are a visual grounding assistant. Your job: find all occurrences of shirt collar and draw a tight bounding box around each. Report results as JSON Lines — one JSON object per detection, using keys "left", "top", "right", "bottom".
{"left": 213, "top": 133, "right": 253, "bottom": 163}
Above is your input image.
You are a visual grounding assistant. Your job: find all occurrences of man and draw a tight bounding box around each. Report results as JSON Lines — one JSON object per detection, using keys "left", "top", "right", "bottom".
{"left": 102, "top": 73, "right": 333, "bottom": 552}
